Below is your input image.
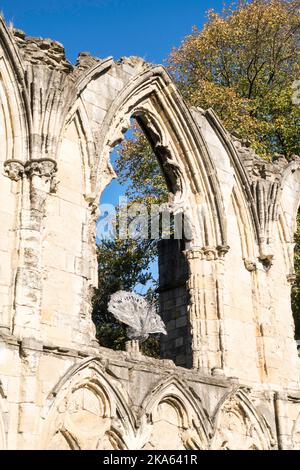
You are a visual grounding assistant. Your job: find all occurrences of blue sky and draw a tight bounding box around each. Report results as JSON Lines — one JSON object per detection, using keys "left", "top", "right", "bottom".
{"left": 1, "top": 1, "right": 224, "bottom": 64}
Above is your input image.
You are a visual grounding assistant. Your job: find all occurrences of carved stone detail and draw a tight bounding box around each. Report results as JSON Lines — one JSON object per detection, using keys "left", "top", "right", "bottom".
{"left": 244, "top": 258, "right": 257, "bottom": 272}
{"left": 211, "top": 392, "right": 274, "bottom": 450}
{"left": 217, "top": 245, "right": 230, "bottom": 258}
{"left": 24, "top": 158, "right": 57, "bottom": 180}
{"left": 3, "top": 159, "right": 25, "bottom": 181}
{"left": 233, "top": 135, "right": 300, "bottom": 264}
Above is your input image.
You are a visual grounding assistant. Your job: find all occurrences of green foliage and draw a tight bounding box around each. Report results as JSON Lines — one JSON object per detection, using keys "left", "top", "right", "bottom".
{"left": 168, "top": 0, "right": 300, "bottom": 158}
{"left": 115, "top": 126, "right": 168, "bottom": 205}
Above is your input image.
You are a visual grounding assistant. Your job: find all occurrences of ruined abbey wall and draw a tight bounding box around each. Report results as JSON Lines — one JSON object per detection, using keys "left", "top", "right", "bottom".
{"left": 0, "top": 18, "right": 300, "bottom": 449}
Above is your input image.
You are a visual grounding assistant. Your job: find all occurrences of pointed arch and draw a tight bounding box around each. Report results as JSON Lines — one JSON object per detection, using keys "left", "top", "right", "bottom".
{"left": 205, "top": 109, "right": 259, "bottom": 246}
{"left": 211, "top": 387, "right": 275, "bottom": 450}
{"left": 140, "top": 375, "right": 212, "bottom": 450}
{"left": 39, "top": 358, "right": 136, "bottom": 450}
{"left": 61, "top": 100, "right": 99, "bottom": 200}
{"left": 93, "top": 64, "right": 227, "bottom": 249}
{"left": 0, "top": 18, "right": 30, "bottom": 162}
{"left": 75, "top": 57, "right": 114, "bottom": 95}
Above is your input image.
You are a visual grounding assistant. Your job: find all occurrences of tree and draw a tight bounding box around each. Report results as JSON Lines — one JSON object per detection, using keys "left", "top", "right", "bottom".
{"left": 168, "top": 0, "right": 300, "bottom": 159}
{"left": 93, "top": 0, "right": 300, "bottom": 348}
{"left": 115, "top": 126, "right": 168, "bottom": 206}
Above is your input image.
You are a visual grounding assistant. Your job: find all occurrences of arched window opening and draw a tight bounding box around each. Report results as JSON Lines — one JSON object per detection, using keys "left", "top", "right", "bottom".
{"left": 92, "top": 118, "right": 191, "bottom": 366}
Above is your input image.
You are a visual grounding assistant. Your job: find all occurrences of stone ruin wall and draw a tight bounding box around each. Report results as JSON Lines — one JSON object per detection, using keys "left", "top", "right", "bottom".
{"left": 0, "top": 18, "right": 300, "bottom": 449}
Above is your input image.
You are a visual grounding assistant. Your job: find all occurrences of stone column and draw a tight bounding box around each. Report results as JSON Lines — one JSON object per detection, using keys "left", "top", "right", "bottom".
{"left": 274, "top": 392, "right": 291, "bottom": 450}
{"left": 1, "top": 160, "right": 25, "bottom": 334}
{"left": 11, "top": 158, "right": 57, "bottom": 339}
{"left": 186, "top": 246, "right": 229, "bottom": 374}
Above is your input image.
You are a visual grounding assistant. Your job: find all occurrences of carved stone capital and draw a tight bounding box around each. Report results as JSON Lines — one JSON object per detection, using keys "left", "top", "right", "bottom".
{"left": 25, "top": 158, "right": 57, "bottom": 179}
{"left": 185, "top": 245, "right": 228, "bottom": 261}
{"left": 203, "top": 246, "right": 218, "bottom": 261}
{"left": 3, "top": 159, "right": 25, "bottom": 181}
{"left": 217, "top": 245, "right": 230, "bottom": 258}
{"left": 22, "top": 159, "right": 59, "bottom": 216}
{"left": 244, "top": 258, "right": 257, "bottom": 272}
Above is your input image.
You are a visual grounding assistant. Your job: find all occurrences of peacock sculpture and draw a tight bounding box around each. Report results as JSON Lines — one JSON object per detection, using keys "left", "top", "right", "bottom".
{"left": 108, "top": 291, "right": 167, "bottom": 342}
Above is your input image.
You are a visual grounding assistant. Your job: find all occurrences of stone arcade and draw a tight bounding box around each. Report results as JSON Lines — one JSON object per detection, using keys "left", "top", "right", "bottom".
{"left": 0, "top": 18, "right": 300, "bottom": 450}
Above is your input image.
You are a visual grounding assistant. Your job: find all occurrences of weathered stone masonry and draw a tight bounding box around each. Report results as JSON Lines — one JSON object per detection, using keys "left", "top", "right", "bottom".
{"left": 0, "top": 17, "right": 300, "bottom": 449}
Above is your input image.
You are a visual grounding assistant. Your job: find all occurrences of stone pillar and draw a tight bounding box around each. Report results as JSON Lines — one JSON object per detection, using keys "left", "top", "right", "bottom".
{"left": 158, "top": 240, "right": 229, "bottom": 372}
{"left": 17, "top": 338, "right": 42, "bottom": 449}
{"left": 6, "top": 158, "right": 57, "bottom": 339}
{"left": 186, "top": 246, "right": 229, "bottom": 374}
{"left": 274, "top": 392, "right": 291, "bottom": 450}
{"left": 76, "top": 197, "right": 98, "bottom": 346}
{"left": 1, "top": 160, "right": 25, "bottom": 334}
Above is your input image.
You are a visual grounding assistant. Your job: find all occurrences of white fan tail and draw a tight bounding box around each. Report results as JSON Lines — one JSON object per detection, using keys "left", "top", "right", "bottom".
{"left": 108, "top": 290, "right": 167, "bottom": 341}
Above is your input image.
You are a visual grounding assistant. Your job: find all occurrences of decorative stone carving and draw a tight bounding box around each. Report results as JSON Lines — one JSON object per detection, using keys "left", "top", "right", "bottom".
{"left": 141, "top": 378, "right": 210, "bottom": 450}
{"left": 244, "top": 258, "right": 257, "bottom": 272}
{"left": 143, "top": 400, "right": 186, "bottom": 450}
{"left": 24, "top": 159, "right": 58, "bottom": 214}
{"left": 217, "top": 245, "right": 230, "bottom": 258}
{"left": 211, "top": 391, "right": 274, "bottom": 450}
{"left": 25, "top": 158, "right": 57, "bottom": 180}
{"left": 43, "top": 364, "right": 131, "bottom": 450}
{"left": 3, "top": 159, "right": 25, "bottom": 181}
{"left": 203, "top": 246, "right": 218, "bottom": 261}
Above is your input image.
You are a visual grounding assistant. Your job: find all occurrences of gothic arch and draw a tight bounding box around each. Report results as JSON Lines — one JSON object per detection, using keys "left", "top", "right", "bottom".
{"left": 0, "top": 17, "right": 29, "bottom": 163}
{"left": 92, "top": 64, "right": 227, "bottom": 249}
{"left": 205, "top": 109, "right": 260, "bottom": 247}
{"left": 39, "top": 358, "right": 136, "bottom": 450}
{"left": 75, "top": 57, "right": 113, "bottom": 95}
{"left": 140, "top": 376, "right": 211, "bottom": 450}
{"left": 211, "top": 388, "right": 275, "bottom": 450}
{"left": 230, "top": 187, "right": 258, "bottom": 270}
